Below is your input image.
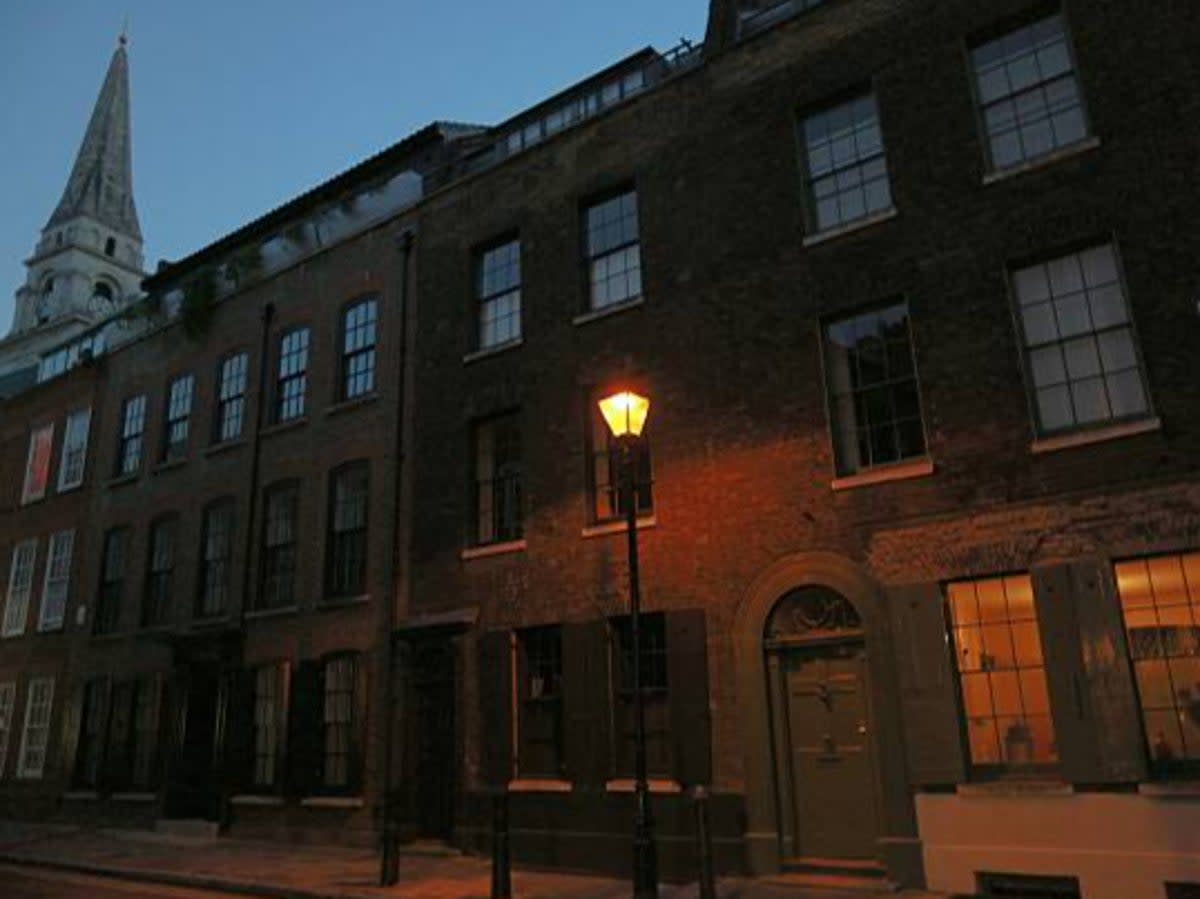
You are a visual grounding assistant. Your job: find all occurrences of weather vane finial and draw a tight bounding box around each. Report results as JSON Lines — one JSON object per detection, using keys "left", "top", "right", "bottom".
{"left": 119, "top": 15, "right": 129, "bottom": 48}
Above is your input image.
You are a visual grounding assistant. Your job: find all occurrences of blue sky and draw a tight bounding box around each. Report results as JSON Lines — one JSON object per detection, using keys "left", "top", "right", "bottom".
{"left": 0, "top": 1, "right": 709, "bottom": 331}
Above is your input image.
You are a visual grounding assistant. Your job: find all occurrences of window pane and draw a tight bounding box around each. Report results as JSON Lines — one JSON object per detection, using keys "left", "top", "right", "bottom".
{"left": 800, "top": 92, "right": 893, "bottom": 233}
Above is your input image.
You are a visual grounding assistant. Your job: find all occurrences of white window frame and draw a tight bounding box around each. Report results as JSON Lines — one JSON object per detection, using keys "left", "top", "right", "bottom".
{"left": 38, "top": 531, "right": 74, "bottom": 632}
{"left": 57, "top": 408, "right": 92, "bottom": 491}
{"left": 21, "top": 424, "right": 55, "bottom": 505}
{"left": 17, "top": 677, "right": 54, "bottom": 780}
{"left": 3, "top": 539, "right": 39, "bottom": 638}
{"left": 0, "top": 682, "right": 15, "bottom": 778}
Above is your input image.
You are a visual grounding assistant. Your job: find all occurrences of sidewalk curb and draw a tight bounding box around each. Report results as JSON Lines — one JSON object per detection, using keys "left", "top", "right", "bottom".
{"left": 0, "top": 852, "right": 365, "bottom": 899}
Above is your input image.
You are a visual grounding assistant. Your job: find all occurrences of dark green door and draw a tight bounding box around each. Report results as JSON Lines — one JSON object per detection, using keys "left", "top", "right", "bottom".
{"left": 785, "top": 642, "right": 878, "bottom": 860}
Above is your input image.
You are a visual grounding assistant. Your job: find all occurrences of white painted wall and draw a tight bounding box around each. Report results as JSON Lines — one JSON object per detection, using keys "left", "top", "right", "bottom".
{"left": 917, "top": 790, "right": 1200, "bottom": 898}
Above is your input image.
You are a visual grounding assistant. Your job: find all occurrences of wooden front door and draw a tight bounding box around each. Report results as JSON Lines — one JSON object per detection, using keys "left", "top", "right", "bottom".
{"left": 164, "top": 663, "right": 221, "bottom": 819}
{"left": 783, "top": 641, "right": 877, "bottom": 860}
{"left": 412, "top": 640, "right": 456, "bottom": 840}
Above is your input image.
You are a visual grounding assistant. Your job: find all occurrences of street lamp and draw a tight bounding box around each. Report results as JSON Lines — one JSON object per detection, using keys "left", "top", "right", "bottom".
{"left": 598, "top": 389, "right": 658, "bottom": 899}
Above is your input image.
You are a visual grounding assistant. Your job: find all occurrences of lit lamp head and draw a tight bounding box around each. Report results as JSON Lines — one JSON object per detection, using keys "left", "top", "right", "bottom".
{"left": 598, "top": 390, "right": 650, "bottom": 440}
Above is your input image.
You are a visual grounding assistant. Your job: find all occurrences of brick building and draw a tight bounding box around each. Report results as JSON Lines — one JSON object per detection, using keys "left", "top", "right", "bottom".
{"left": 3, "top": 1, "right": 1200, "bottom": 896}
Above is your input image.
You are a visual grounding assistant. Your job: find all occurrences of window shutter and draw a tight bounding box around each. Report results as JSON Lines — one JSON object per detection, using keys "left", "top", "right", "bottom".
{"left": 146, "top": 674, "right": 165, "bottom": 788}
{"left": 477, "top": 631, "right": 512, "bottom": 788}
{"left": 60, "top": 682, "right": 86, "bottom": 785}
{"left": 105, "top": 681, "right": 134, "bottom": 790}
{"left": 887, "top": 583, "right": 966, "bottom": 785}
{"left": 563, "top": 620, "right": 612, "bottom": 787}
{"left": 666, "top": 609, "right": 710, "bottom": 787}
{"left": 349, "top": 656, "right": 369, "bottom": 795}
{"left": 223, "top": 669, "right": 256, "bottom": 792}
{"left": 1032, "top": 561, "right": 1147, "bottom": 785}
{"left": 288, "top": 660, "right": 323, "bottom": 797}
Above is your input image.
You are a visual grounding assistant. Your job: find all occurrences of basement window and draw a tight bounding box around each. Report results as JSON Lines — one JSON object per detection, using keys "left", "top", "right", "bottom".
{"left": 977, "top": 872, "right": 1081, "bottom": 898}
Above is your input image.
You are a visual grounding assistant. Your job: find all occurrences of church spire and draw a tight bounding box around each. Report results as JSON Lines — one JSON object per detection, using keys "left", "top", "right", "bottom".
{"left": 45, "top": 34, "right": 141, "bottom": 241}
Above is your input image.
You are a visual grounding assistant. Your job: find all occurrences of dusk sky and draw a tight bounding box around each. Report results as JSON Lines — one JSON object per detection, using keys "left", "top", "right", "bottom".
{"left": 0, "top": 1, "right": 708, "bottom": 331}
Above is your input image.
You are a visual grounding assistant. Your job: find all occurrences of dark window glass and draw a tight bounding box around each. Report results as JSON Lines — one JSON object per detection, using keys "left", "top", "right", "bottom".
{"left": 971, "top": 13, "right": 1089, "bottom": 171}
{"left": 518, "top": 626, "right": 564, "bottom": 777}
{"left": 117, "top": 395, "right": 146, "bottom": 476}
{"left": 799, "top": 92, "right": 892, "bottom": 233}
{"left": 612, "top": 614, "right": 670, "bottom": 777}
{"left": 946, "top": 575, "right": 1058, "bottom": 773}
{"left": 477, "top": 239, "right": 522, "bottom": 349}
{"left": 75, "top": 678, "right": 108, "bottom": 787}
{"left": 198, "top": 500, "right": 234, "bottom": 618}
{"left": 327, "top": 464, "right": 368, "bottom": 598}
{"left": 472, "top": 414, "right": 522, "bottom": 544}
{"left": 215, "top": 352, "right": 248, "bottom": 443}
{"left": 162, "top": 374, "right": 194, "bottom": 461}
{"left": 589, "top": 401, "right": 652, "bottom": 523}
{"left": 584, "top": 190, "right": 642, "bottom": 311}
{"left": 322, "top": 655, "right": 357, "bottom": 790}
{"left": 260, "top": 483, "right": 298, "bottom": 610}
{"left": 95, "top": 528, "right": 128, "bottom": 634}
{"left": 738, "top": 0, "right": 826, "bottom": 37}
{"left": 253, "top": 664, "right": 285, "bottom": 788}
{"left": 143, "top": 516, "right": 176, "bottom": 628}
{"left": 824, "top": 301, "right": 926, "bottom": 475}
{"left": 340, "top": 299, "right": 377, "bottom": 400}
{"left": 275, "top": 328, "right": 310, "bottom": 422}
{"left": 1115, "top": 552, "right": 1200, "bottom": 773}
{"left": 1011, "top": 244, "right": 1151, "bottom": 435}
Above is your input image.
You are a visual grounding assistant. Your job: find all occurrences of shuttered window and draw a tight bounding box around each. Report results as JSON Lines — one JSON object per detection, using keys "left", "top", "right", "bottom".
{"left": 517, "top": 626, "right": 564, "bottom": 778}
{"left": 198, "top": 500, "right": 235, "bottom": 618}
{"left": 0, "top": 682, "right": 15, "bottom": 778}
{"left": 327, "top": 463, "right": 368, "bottom": 597}
{"left": 95, "top": 528, "right": 128, "bottom": 635}
{"left": 143, "top": 516, "right": 176, "bottom": 628}
{"left": 322, "top": 655, "right": 359, "bottom": 792}
{"left": 74, "top": 678, "right": 108, "bottom": 788}
{"left": 611, "top": 614, "right": 671, "bottom": 777}
{"left": 260, "top": 482, "right": 299, "bottom": 610}
{"left": 254, "top": 664, "right": 287, "bottom": 789}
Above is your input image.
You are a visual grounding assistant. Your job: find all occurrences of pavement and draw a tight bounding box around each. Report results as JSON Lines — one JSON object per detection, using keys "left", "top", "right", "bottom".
{"left": 0, "top": 822, "right": 947, "bottom": 899}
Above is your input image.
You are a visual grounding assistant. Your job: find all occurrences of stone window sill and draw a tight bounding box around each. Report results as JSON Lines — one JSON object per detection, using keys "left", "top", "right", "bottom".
{"left": 205, "top": 439, "right": 246, "bottom": 458}
{"left": 1031, "top": 417, "right": 1161, "bottom": 455}
{"left": 57, "top": 482, "right": 84, "bottom": 495}
{"left": 605, "top": 778, "right": 682, "bottom": 795}
{"left": 261, "top": 416, "right": 308, "bottom": 438}
{"left": 191, "top": 616, "right": 232, "bottom": 631}
{"left": 232, "top": 795, "right": 286, "bottom": 806}
{"left": 245, "top": 605, "right": 299, "bottom": 621}
{"left": 831, "top": 458, "right": 934, "bottom": 492}
{"left": 1138, "top": 782, "right": 1200, "bottom": 799}
{"left": 956, "top": 780, "right": 1073, "bottom": 798}
{"left": 325, "top": 393, "right": 378, "bottom": 417}
{"left": 462, "top": 540, "right": 527, "bottom": 561}
{"left": 111, "top": 792, "right": 156, "bottom": 802}
{"left": 301, "top": 796, "right": 364, "bottom": 809}
{"left": 318, "top": 594, "right": 371, "bottom": 611}
{"left": 153, "top": 458, "right": 187, "bottom": 475}
{"left": 582, "top": 516, "right": 657, "bottom": 539}
{"left": 573, "top": 297, "right": 644, "bottom": 327}
{"left": 465, "top": 339, "right": 523, "bottom": 364}
{"left": 802, "top": 208, "right": 897, "bottom": 248}
{"left": 63, "top": 791, "right": 100, "bottom": 800}
{"left": 106, "top": 472, "right": 139, "bottom": 489}
{"left": 983, "top": 137, "right": 1102, "bottom": 186}
{"left": 509, "top": 778, "right": 573, "bottom": 794}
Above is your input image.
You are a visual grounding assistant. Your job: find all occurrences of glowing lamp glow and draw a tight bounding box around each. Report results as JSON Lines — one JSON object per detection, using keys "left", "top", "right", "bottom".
{"left": 598, "top": 391, "right": 650, "bottom": 439}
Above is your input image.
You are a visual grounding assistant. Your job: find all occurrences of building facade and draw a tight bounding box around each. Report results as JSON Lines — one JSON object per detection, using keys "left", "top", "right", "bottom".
{"left": 2, "top": 2, "right": 1199, "bottom": 897}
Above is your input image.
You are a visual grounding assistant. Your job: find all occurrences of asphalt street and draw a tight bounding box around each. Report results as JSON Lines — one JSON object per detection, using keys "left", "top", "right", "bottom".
{"left": 0, "top": 865, "right": 272, "bottom": 899}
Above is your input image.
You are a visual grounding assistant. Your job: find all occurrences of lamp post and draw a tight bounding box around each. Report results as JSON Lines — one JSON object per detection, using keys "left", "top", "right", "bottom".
{"left": 598, "top": 390, "right": 658, "bottom": 899}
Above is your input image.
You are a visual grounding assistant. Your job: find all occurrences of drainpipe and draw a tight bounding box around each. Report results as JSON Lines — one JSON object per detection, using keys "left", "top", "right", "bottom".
{"left": 219, "top": 299, "right": 275, "bottom": 832}
{"left": 380, "top": 229, "right": 415, "bottom": 886}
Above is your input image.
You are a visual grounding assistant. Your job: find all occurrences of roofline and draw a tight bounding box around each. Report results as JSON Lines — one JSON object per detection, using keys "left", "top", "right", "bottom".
{"left": 143, "top": 121, "right": 454, "bottom": 291}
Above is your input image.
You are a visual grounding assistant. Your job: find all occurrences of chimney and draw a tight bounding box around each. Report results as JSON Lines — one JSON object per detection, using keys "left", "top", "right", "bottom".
{"left": 704, "top": 0, "right": 739, "bottom": 54}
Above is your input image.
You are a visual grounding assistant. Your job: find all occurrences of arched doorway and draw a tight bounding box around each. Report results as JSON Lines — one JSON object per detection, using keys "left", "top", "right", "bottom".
{"left": 765, "top": 587, "right": 879, "bottom": 862}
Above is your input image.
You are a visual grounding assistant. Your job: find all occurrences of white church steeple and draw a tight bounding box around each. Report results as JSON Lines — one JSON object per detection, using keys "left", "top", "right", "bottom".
{"left": 8, "top": 33, "right": 145, "bottom": 339}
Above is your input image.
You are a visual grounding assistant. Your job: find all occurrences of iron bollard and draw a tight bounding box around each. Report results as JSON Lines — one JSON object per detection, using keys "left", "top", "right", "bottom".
{"left": 491, "top": 789, "right": 512, "bottom": 899}
{"left": 692, "top": 785, "right": 716, "bottom": 899}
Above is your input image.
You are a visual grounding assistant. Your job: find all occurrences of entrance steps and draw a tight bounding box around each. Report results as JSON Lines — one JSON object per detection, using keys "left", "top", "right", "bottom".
{"left": 774, "top": 857, "right": 897, "bottom": 893}
{"left": 154, "top": 819, "right": 219, "bottom": 840}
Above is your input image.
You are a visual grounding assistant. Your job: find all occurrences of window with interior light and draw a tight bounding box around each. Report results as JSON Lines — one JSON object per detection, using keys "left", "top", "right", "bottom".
{"left": 946, "top": 574, "right": 1058, "bottom": 774}
{"left": 1114, "top": 551, "right": 1200, "bottom": 774}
